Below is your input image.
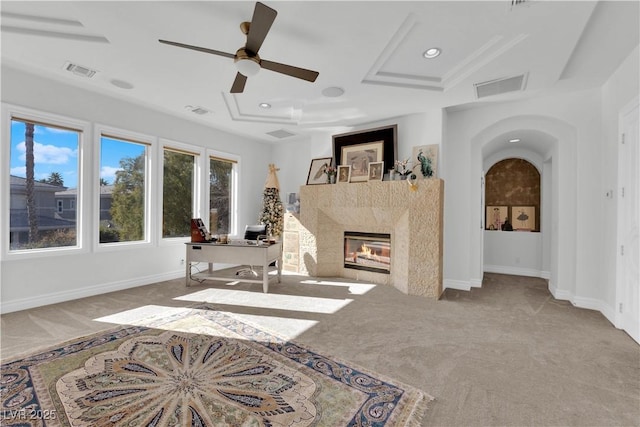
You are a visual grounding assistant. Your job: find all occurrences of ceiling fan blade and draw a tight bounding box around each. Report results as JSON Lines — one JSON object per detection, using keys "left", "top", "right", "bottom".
{"left": 245, "top": 2, "right": 277, "bottom": 55}
{"left": 230, "top": 73, "right": 248, "bottom": 93}
{"left": 159, "top": 39, "right": 235, "bottom": 59}
{"left": 260, "top": 59, "right": 319, "bottom": 82}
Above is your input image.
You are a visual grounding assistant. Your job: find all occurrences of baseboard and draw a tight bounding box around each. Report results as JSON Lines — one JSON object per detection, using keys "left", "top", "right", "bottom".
{"left": 470, "top": 278, "right": 483, "bottom": 288}
{"left": 548, "top": 281, "right": 572, "bottom": 301}
{"left": 443, "top": 279, "right": 471, "bottom": 291}
{"left": 0, "top": 270, "right": 185, "bottom": 314}
{"left": 573, "top": 296, "right": 616, "bottom": 326}
{"left": 548, "top": 282, "right": 617, "bottom": 327}
{"left": 484, "top": 264, "right": 546, "bottom": 278}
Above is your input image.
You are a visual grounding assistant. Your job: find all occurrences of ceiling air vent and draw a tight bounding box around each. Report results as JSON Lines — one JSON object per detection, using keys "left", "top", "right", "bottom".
{"left": 63, "top": 61, "right": 98, "bottom": 78}
{"left": 508, "top": 0, "right": 537, "bottom": 11}
{"left": 184, "top": 105, "right": 211, "bottom": 115}
{"left": 474, "top": 73, "right": 528, "bottom": 99}
{"left": 267, "top": 129, "right": 296, "bottom": 139}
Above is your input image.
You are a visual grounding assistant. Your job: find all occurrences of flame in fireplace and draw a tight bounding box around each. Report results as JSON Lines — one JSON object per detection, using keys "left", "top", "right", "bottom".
{"left": 360, "top": 243, "right": 373, "bottom": 258}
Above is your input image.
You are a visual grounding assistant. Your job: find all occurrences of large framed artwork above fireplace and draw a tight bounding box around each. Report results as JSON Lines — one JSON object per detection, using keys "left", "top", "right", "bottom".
{"left": 296, "top": 179, "right": 444, "bottom": 299}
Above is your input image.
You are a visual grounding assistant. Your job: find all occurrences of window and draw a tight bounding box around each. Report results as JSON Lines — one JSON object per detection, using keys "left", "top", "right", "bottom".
{"left": 209, "top": 156, "right": 235, "bottom": 235}
{"left": 99, "top": 135, "right": 148, "bottom": 243}
{"left": 162, "top": 148, "right": 197, "bottom": 238}
{"left": 9, "top": 118, "right": 80, "bottom": 250}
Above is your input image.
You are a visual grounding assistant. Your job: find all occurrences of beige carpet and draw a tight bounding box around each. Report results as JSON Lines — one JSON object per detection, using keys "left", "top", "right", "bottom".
{"left": 2, "top": 272, "right": 639, "bottom": 426}
{"left": 3, "top": 305, "right": 429, "bottom": 425}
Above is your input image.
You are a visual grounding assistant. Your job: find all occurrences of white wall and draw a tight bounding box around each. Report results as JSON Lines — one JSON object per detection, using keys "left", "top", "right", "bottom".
{"left": 0, "top": 65, "right": 271, "bottom": 313}
{"left": 601, "top": 45, "right": 640, "bottom": 312}
{"left": 483, "top": 231, "right": 543, "bottom": 278}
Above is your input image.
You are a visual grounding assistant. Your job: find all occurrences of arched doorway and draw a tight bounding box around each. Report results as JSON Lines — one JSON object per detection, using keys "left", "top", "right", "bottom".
{"left": 483, "top": 157, "right": 543, "bottom": 276}
{"left": 468, "top": 115, "right": 578, "bottom": 297}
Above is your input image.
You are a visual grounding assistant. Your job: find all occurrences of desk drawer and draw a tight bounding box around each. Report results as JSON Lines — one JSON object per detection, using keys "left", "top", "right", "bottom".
{"left": 187, "top": 245, "right": 214, "bottom": 263}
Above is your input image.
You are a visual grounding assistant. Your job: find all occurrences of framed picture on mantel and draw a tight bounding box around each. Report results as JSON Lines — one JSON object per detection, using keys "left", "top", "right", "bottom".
{"left": 306, "top": 157, "right": 332, "bottom": 185}
{"left": 341, "top": 141, "right": 383, "bottom": 182}
{"left": 337, "top": 165, "right": 351, "bottom": 183}
{"left": 368, "top": 161, "right": 384, "bottom": 181}
{"left": 332, "top": 125, "right": 397, "bottom": 183}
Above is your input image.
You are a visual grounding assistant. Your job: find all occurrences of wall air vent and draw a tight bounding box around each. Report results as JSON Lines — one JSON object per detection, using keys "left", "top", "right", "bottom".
{"left": 63, "top": 61, "right": 98, "bottom": 78}
{"left": 267, "top": 129, "right": 296, "bottom": 139}
{"left": 474, "top": 73, "right": 528, "bottom": 99}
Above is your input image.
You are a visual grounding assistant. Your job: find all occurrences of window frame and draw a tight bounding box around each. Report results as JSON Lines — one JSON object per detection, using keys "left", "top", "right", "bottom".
{"left": 1, "top": 103, "right": 90, "bottom": 260}
{"left": 94, "top": 124, "right": 156, "bottom": 251}
{"left": 207, "top": 149, "right": 239, "bottom": 237}
{"left": 158, "top": 139, "right": 204, "bottom": 244}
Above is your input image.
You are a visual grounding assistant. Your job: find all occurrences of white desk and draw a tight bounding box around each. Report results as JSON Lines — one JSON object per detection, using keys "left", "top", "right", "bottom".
{"left": 185, "top": 241, "right": 282, "bottom": 292}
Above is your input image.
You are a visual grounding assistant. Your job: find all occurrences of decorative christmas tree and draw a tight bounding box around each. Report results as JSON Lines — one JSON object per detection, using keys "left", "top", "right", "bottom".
{"left": 259, "top": 164, "right": 284, "bottom": 238}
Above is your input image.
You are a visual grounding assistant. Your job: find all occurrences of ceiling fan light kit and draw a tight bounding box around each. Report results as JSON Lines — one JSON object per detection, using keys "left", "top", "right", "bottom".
{"left": 159, "top": 2, "right": 319, "bottom": 93}
{"left": 235, "top": 57, "right": 260, "bottom": 77}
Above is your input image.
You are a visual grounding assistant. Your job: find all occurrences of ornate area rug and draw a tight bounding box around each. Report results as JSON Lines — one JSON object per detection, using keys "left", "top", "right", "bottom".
{"left": 1, "top": 305, "right": 431, "bottom": 426}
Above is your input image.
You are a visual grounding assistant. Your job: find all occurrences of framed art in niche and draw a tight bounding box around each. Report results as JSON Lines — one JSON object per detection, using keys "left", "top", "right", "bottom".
{"left": 512, "top": 206, "right": 535, "bottom": 231}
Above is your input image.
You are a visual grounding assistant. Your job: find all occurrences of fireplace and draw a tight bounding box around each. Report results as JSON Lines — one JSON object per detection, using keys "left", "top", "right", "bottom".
{"left": 344, "top": 232, "right": 391, "bottom": 274}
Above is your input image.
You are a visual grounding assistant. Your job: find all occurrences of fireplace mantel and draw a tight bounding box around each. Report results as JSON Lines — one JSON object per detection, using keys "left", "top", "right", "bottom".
{"left": 297, "top": 179, "right": 444, "bottom": 299}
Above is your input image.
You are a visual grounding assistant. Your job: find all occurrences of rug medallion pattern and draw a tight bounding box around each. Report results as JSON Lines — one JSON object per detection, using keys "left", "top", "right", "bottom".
{"left": 1, "top": 306, "right": 429, "bottom": 426}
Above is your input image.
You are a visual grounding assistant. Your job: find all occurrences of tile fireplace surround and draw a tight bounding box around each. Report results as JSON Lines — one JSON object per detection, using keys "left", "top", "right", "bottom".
{"left": 298, "top": 179, "right": 444, "bottom": 299}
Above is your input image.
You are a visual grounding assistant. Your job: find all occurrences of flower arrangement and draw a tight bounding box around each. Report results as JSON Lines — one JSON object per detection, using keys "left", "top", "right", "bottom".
{"left": 323, "top": 165, "right": 337, "bottom": 176}
{"left": 395, "top": 158, "right": 416, "bottom": 178}
{"left": 323, "top": 164, "right": 337, "bottom": 183}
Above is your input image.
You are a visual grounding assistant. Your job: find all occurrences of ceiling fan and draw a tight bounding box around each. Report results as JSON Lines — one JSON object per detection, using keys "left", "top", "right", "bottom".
{"left": 159, "top": 2, "right": 319, "bottom": 93}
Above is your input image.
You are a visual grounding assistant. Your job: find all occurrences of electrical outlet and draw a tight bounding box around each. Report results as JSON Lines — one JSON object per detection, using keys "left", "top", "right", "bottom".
{"left": 180, "top": 259, "right": 185, "bottom": 265}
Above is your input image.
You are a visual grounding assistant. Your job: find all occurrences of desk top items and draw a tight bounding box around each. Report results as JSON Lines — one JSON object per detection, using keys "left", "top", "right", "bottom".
{"left": 190, "top": 218, "right": 210, "bottom": 242}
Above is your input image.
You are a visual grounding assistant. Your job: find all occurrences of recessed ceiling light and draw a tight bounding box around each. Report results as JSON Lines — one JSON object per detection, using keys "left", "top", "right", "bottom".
{"left": 509, "top": 138, "right": 521, "bottom": 143}
{"left": 110, "top": 79, "right": 134, "bottom": 90}
{"left": 423, "top": 47, "right": 441, "bottom": 59}
{"left": 259, "top": 103, "right": 271, "bottom": 109}
{"left": 322, "top": 86, "right": 345, "bottom": 98}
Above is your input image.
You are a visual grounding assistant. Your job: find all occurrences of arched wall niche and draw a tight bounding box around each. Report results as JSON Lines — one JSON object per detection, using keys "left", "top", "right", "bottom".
{"left": 485, "top": 158, "right": 541, "bottom": 232}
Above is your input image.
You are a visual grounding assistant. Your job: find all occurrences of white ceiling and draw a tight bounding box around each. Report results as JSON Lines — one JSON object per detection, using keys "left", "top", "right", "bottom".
{"left": 1, "top": 1, "right": 638, "bottom": 144}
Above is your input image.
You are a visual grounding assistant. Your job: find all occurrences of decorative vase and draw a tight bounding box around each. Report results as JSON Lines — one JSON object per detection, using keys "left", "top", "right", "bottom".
{"left": 327, "top": 175, "right": 336, "bottom": 184}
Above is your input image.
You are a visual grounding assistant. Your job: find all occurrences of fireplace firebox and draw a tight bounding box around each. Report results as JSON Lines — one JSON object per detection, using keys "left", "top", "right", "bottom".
{"left": 344, "top": 232, "right": 391, "bottom": 274}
